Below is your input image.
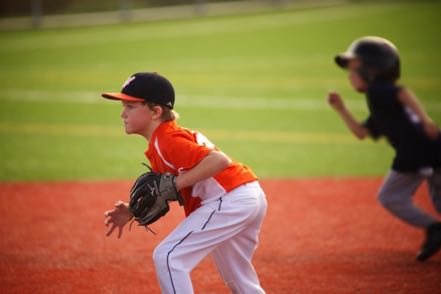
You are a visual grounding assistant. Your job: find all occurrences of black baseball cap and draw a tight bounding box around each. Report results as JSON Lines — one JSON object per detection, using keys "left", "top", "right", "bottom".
{"left": 102, "top": 72, "right": 175, "bottom": 109}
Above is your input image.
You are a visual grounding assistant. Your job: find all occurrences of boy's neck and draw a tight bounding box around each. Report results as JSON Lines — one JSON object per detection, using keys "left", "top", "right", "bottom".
{"left": 145, "top": 120, "right": 163, "bottom": 142}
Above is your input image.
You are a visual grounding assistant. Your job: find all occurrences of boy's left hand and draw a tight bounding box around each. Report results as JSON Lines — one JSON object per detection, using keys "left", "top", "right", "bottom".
{"left": 104, "top": 201, "right": 133, "bottom": 238}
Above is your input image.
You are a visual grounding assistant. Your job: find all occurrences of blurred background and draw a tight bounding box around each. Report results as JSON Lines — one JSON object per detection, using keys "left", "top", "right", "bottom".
{"left": 1, "top": 0, "right": 314, "bottom": 28}
{"left": 0, "top": 0, "right": 440, "bottom": 181}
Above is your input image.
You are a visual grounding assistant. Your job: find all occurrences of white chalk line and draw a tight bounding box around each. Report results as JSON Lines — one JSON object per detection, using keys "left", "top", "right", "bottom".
{"left": 0, "top": 122, "right": 360, "bottom": 144}
{"left": 2, "top": 89, "right": 441, "bottom": 112}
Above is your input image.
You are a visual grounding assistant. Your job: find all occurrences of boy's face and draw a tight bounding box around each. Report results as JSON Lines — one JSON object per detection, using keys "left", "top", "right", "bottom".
{"left": 120, "top": 101, "right": 154, "bottom": 135}
{"left": 348, "top": 59, "right": 368, "bottom": 92}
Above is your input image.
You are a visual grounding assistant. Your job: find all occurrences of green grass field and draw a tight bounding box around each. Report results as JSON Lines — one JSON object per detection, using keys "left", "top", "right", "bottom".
{"left": 1, "top": 1, "right": 440, "bottom": 181}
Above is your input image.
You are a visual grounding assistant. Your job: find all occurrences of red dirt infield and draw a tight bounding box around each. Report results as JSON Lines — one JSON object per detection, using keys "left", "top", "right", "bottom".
{"left": 1, "top": 178, "right": 440, "bottom": 293}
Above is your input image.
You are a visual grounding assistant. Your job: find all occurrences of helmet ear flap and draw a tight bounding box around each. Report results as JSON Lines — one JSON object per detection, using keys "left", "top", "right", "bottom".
{"left": 360, "top": 57, "right": 400, "bottom": 83}
{"left": 357, "top": 67, "right": 371, "bottom": 83}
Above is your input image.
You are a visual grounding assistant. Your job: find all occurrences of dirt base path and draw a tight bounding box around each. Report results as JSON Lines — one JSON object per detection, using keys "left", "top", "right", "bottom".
{"left": 1, "top": 178, "right": 440, "bottom": 293}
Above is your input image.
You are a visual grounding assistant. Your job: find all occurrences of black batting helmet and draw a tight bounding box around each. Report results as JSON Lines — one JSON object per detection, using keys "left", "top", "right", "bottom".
{"left": 335, "top": 36, "right": 400, "bottom": 83}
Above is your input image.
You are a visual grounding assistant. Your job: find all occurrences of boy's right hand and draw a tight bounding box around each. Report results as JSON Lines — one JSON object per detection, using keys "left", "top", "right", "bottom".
{"left": 104, "top": 201, "right": 133, "bottom": 238}
{"left": 327, "top": 92, "right": 345, "bottom": 112}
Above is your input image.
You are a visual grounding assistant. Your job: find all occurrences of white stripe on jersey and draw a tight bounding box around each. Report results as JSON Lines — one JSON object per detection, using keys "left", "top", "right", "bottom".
{"left": 154, "top": 137, "right": 177, "bottom": 171}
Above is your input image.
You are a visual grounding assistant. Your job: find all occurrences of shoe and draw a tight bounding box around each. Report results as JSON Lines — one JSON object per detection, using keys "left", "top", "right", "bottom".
{"left": 416, "top": 222, "right": 441, "bottom": 262}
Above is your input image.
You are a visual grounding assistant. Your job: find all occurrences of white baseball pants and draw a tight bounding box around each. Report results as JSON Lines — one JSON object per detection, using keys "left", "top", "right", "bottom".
{"left": 153, "top": 181, "right": 267, "bottom": 294}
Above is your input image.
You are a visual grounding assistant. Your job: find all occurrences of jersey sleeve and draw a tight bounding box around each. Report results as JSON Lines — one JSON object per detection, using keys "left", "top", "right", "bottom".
{"left": 160, "top": 131, "right": 214, "bottom": 171}
{"left": 363, "top": 116, "right": 382, "bottom": 139}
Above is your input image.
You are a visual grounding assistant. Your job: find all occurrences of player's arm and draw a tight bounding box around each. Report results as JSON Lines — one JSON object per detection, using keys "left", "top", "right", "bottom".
{"left": 398, "top": 88, "right": 439, "bottom": 140}
{"left": 328, "top": 92, "right": 369, "bottom": 140}
{"left": 175, "top": 150, "right": 230, "bottom": 191}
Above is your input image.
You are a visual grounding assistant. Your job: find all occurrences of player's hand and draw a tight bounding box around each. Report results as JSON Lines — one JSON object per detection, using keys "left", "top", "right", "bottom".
{"left": 327, "top": 92, "right": 345, "bottom": 112}
{"left": 104, "top": 201, "right": 133, "bottom": 238}
{"left": 423, "top": 120, "right": 440, "bottom": 140}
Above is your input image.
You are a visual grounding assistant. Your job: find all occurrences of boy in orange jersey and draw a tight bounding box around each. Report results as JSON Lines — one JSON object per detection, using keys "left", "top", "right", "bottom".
{"left": 103, "top": 72, "right": 267, "bottom": 293}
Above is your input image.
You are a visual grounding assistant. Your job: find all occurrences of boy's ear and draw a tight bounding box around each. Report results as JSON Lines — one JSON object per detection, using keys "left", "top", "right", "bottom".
{"left": 152, "top": 105, "right": 164, "bottom": 119}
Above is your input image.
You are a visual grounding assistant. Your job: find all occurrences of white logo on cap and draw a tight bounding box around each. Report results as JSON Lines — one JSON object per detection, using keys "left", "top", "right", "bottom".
{"left": 122, "top": 76, "right": 136, "bottom": 89}
{"left": 167, "top": 102, "right": 172, "bottom": 108}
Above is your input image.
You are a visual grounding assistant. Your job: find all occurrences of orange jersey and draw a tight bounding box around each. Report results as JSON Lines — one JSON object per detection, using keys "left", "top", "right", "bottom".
{"left": 145, "top": 120, "right": 257, "bottom": 216}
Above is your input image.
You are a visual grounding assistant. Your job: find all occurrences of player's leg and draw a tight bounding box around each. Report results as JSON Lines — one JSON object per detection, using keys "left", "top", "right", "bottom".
{"left": 427, "top": 167, "right": 441, "bottom": 214}
{"left": 152, "top": 201, "right": 222, "bottom": 294}
{"left": 152, "top": 182, "right": 266, "bottom": 293}
{"left": 417, "top": 168, "right": 441, "bottom": 261}
{"left": 210, "top": 183, "right": 267, "bottom": 294}
{"left": 211, "top": 211, "right": 266, "bottom": 293}
{"left": 378, "top": 169, "right": 437, "bottom": 228}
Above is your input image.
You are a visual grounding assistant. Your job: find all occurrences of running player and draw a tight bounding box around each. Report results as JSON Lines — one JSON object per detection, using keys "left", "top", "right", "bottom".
{"left": 328, "top": 36, "right": 441, "bottom": 261}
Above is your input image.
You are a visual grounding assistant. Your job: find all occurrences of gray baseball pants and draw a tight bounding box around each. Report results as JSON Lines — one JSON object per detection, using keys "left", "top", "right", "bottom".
{"left": 378, "top": 168, "right": 441, "bottom": 228}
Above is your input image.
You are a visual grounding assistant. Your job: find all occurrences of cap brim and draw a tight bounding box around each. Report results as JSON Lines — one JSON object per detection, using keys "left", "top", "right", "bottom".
{"left": 334, "top": 51, "right": 358, "bottom": 68}
{"left": 334, "top": 54, "right": 350, "bottom": 68}
{"left": 101, "top": 92, "right": 145, "bottom": 102}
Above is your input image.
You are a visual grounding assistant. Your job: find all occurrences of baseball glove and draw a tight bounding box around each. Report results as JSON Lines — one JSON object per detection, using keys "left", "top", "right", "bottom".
{"left": 128, "top": 165, "right": 184, "bottom": 229}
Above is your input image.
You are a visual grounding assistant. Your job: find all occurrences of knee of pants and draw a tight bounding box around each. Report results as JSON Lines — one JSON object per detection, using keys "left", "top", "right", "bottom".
{"left": 377, "top": 190, "right": 406, "bottom": 210}
{"left": 153, "top": 243, "right": 189, "bottom": 274}
{"left": 152, "top": 243, "right": 169, "bottom": 272}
